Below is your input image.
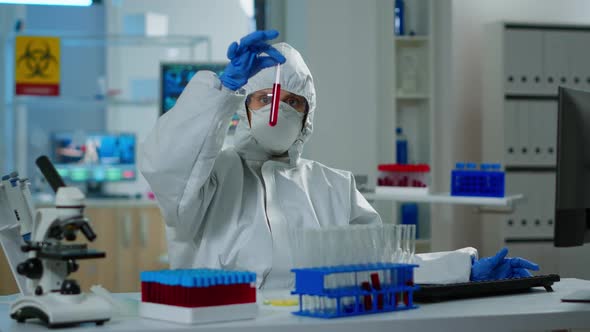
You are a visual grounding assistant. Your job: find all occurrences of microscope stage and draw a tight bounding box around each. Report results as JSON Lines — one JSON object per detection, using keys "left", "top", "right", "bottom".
{"left": 38, "top": 248, "right": 106, "bottom": 260}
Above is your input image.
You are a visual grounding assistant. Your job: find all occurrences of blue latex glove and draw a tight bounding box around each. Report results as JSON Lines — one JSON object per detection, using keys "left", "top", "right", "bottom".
{"left": 219, "top": 30, "right": 286, "bottom": 91}
{"left": 471, "top": 247, "right": 540, "bottom": 281}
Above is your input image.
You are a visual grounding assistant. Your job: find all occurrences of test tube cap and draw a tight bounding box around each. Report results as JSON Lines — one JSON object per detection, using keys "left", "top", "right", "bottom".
{"left": 480, "top": 163, "right": 492, "bottom": 171}
{"left": 455, "top": 162, "right": 466, "bottom": 169}
{"left": 466, "top": 163, "right": 477, "bottom": 169}
{"left": 490, "top": 163, "right": 502, "bottom": 170}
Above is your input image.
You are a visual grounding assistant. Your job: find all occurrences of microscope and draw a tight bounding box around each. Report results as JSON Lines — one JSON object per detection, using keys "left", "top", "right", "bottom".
{"left": 5, "top": 156, "right": 112, "bottom": 327}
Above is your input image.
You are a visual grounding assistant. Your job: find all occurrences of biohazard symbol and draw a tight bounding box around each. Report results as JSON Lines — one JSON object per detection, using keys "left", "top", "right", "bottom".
{"left": 17, "top": 41, "right": 58, "bottom": 78}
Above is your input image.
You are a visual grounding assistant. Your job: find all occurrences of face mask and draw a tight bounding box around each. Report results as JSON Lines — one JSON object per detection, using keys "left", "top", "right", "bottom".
{"left": 249, "top": 102, "right": 305, "bottom": 155}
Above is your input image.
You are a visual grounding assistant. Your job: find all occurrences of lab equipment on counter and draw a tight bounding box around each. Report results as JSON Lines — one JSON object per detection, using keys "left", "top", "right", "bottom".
{"left": 288, "top": 225, "right": 418, "bottom": 318}
{"left": 289, "top": 224, "right": 417, "bottom": 270}
{"left": 9, "top": 156, "right": 112, "bottom": 328}
{"left": 269, "top": 64, "right": 281, "bottom": 126}
{"left": 414, "top": 274, "right": 559, "bottom": 303}
{"left": 395, "top": 127, "right": 408, "bottom": 164}
{"left": 377, "top": 164, "right": 430, "bottom": 195}
{"left": 263, "top": 299, "right": 298, "bottom": 306}
{"left": 1, "top": 173, "right": 34, "bottom": 241}
{"left": 139, "top": 269, "right": 257, "bottom": 324}
{"left": 291, "top": 263, "right": 418, "bottom": 318}
{"left": 0, "top": 173, "right": 36, "bottom": 293}
{"left": 451, "top": 162, "right": 505, "bottom": 197}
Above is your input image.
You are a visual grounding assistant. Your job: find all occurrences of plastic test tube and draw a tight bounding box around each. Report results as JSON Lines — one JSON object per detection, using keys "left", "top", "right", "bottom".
{"left": 269, "top": 64, "right": 281, "bottom": 127}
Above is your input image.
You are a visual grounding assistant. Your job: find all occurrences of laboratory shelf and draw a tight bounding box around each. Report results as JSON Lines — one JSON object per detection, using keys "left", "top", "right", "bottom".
{"left": 7, "top": 96, "right": 157, "bottom": 107}
{"left": 395, "top": 36, "right": 429, "bottom": 43}
{"left": 7, "top": 31, "right": 209, "bottom": 48}
{"left": 396, "top": 93, "right": 430, "bottom": 100}
{"left": 362, "top": 192, "right": 524, "bottom": 207}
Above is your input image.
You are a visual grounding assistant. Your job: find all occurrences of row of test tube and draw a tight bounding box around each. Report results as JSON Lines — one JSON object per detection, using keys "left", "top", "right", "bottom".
{"left": 289, "top": 224, "right": 417, "bottom": 268}
{"left": 288, "top": 224, "right": 417, "bottom": 316}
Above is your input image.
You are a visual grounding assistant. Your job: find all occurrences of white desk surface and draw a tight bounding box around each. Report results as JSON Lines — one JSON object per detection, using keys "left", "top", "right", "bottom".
{"left": 1, "top": 279, "right": 590, "bottom": 332}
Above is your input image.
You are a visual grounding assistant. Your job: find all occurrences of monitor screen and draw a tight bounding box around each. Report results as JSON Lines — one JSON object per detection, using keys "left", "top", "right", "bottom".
{"left": 51, "top": 132, "right": 136, "bottom": 183}
{"left": 554, "top": 87, "right": 590, "bottom": 247}
{"left": 161, "top": 62, "right": 227, "bottom": 115}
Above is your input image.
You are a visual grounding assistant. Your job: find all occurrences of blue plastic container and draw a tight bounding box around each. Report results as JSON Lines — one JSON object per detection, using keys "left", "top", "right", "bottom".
{"left": 451, "top": 162, "right": 505, "bottom": 197}
{"left": 401, "top": 203, "right": 419, "bottom": 236}
{"left": 394, "top": 0, "right": 405, "bottom": 35}
{"left": 291, "top": 263, "right": 419, "bottom": 318}
{"left": 396, "top": 127, "right": 408, "bottom": 164}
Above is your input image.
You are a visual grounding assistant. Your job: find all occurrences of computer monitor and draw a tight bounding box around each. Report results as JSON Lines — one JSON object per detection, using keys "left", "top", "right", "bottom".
{"left": 160, "top": 62, "right": 228, "bottom": 115}
{"left": 554, "top": 87, "right": 590, "bottom": 247}
{"left": 50, "top": 132, "right": 137, "bottom": 193}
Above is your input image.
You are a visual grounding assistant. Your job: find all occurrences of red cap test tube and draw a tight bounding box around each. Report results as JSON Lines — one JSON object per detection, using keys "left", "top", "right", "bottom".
{"left": 269, "top": 64, "right": 281, "bottom": 127}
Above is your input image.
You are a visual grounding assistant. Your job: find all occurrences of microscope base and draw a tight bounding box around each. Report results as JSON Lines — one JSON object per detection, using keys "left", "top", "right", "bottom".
{"left": 10, "top": 292, "right": 112, "bottom": 328}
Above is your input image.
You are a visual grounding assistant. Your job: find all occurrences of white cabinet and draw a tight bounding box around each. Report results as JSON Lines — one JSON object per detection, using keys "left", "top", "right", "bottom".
{"left": 569, "top": 32, "right": 590, "bottom": 91}
{"left": 503, "top": 30, "right": 544, "bottom": 94}
{"left": 503, "top": 99, "right": 557, "bottom": 167}
{"left": 394, "top": 0, "right": 434, "bottom": 244}
{"left": 482, "top": 22, "right": 590, "bottom": 277}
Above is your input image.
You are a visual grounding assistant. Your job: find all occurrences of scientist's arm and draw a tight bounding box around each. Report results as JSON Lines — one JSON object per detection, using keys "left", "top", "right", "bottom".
{"left": 140, "top": 30, "right": 286, "bottom": 239}
{"left": 348, "top": 173, "right": 382, "bottom": 225}
{"left": 414, "top": 247, "right": 540, "bottom": 284}
{"left": 140, "top": 72, "right": 243, "bottom": 236}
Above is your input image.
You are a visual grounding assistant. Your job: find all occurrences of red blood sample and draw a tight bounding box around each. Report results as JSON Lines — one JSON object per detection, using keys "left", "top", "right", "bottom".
{"left": 361, "top": 281, "right": 373, "bottom": 311}
{"left": 269, "top": 83, "right": 281, "bottom": 126}
{"left": 370, "top": 273, "right": 384, "bottom": 310}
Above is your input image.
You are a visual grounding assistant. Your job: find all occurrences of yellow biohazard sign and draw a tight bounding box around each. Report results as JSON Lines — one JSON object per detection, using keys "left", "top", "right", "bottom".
{"left": 15, "top": 36, "right": 61, "bottom": 96}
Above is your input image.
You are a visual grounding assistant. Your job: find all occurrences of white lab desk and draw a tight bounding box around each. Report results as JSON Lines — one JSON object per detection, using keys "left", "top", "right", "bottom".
{"left": 1, "top": 279, "right": 590, "bottom": 332}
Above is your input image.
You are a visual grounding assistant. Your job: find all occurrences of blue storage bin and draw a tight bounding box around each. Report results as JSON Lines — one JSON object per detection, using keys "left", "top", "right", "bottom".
{"left": 451, "top": 162, "right": 505, "bottom": 197}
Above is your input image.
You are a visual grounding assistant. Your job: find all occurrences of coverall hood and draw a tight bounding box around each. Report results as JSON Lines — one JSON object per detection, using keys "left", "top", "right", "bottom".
{"left": 233, "top": 42, "right": 316, "bottom": 166}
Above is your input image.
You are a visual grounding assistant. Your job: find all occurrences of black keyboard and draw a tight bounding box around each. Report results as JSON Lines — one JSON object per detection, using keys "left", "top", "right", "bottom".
{"left": 414, "top": 274, "right": 560, "bottom": 302}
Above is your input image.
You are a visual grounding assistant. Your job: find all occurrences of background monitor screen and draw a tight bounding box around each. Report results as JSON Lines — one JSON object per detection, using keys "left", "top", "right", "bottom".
{"left": 51, "top": 132, "right": 136, "bottom": 183}
{"left": 161, "top": 62, "right": 227, "bottom": 115}
{"left": 554, "top": 87, "right": 590, "bottom": 247}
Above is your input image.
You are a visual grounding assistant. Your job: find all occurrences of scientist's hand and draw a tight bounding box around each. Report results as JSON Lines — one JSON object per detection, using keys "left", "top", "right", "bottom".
{"left": 471, "top": 247, "right": 539, "bottom": 281}
{"left": 220, "top": 30, "right": 286, "bottom": 91}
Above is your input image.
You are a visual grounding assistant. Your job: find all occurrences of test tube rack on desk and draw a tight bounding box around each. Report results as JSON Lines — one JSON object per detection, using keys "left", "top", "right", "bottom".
{"left": 291, "top": 263, "right": 419, "bottom": 318}
{"left": 139, "top": 269, "right": 258, "bottom": 324}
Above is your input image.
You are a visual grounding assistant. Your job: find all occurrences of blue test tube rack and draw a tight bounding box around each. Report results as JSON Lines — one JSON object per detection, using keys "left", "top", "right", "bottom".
{"left": 451, "top": 162, "right": 505, "bottom": 197}
{"left": 291, "top": 263, "right": 419, "bottom": 318}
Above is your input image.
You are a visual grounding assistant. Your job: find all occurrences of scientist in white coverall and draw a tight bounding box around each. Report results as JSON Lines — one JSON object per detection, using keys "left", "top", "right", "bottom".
{"left": 140, "top": 30, "right": 539, "bottom": 289}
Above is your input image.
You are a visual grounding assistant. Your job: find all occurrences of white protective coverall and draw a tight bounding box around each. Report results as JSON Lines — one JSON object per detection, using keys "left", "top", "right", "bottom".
{"left": 140, "top": 43, "right": 474, "bottom": 289}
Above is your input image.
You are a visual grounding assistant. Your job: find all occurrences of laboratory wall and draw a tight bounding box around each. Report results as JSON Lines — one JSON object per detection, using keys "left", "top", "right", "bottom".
{"left": 282, "top": 0, "right": 394, "bottom": 194}
{"left": 23, "top": 5, "right": 107, "bottom": 185}
{"left": 105, "top": 0, "right": 253, "bottom": 61}
{"left": 0, "top": 6, "right": 25, "bottom": 174}
{"left": 104, "top": 0, "right": 252, "bottom": 195}
{"left": 437, "top": 0, "right": 590, "bottom": 254}
{"left": 2, "top": 0, "right": 252, "bottom": 192}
